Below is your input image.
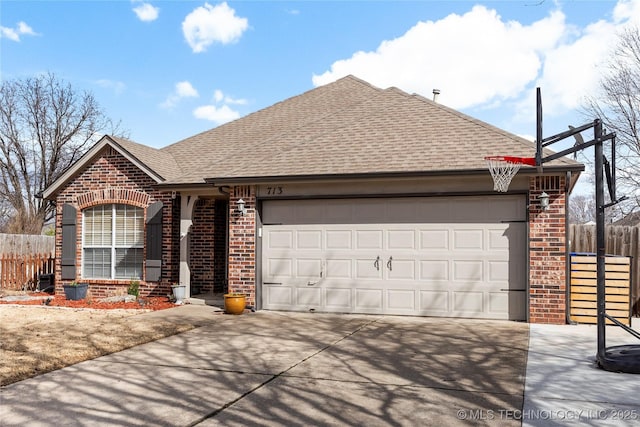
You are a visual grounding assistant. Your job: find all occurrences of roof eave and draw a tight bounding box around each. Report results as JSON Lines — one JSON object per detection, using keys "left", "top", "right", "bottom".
{"left": 205, "top": 164, "right": 585, "bottom": 186}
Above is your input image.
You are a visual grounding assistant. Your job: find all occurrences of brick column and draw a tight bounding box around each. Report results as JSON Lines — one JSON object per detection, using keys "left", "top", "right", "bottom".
{"left": 529, "top": 176, "right": 567, "bottom": 324}
{"left": 228, "top": 185, "right": 256, "bottom": 307}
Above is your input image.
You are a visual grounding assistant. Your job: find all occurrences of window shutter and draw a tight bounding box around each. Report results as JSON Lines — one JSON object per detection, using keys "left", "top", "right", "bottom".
{"left": 145, "top": 201, "right": 163, "bottom": 282}
{"left": 61, "top": 204, "right": 77, "bottom": 280}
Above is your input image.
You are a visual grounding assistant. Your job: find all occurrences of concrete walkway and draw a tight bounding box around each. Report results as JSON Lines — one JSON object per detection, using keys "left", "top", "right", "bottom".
{"left": 523, "top": 322, "right": 640, "bottom": 427}
{"left": 0, "top": 305, "right": 639, "bottom": 426}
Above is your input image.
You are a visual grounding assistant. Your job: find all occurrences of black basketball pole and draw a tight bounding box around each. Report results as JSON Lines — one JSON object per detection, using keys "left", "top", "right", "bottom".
{"left": 594, "top": 119, "right": 607, "bottom": 364}
{"left": 533, "top": 89, "right": 639, "bottom": 373}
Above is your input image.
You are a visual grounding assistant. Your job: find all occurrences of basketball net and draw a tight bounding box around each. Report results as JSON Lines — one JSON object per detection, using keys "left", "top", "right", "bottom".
{"left": 485, "top": 156, "right": 536, "bottom": 192}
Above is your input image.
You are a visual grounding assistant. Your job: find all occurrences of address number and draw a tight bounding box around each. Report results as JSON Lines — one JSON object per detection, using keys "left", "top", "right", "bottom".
{"left": 266, "top": 186, "right": 283, "bottom": 195}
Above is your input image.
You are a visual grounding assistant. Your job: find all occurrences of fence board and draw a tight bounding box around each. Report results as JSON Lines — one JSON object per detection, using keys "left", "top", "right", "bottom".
{"left": 570, "top": 224, "right": 639, "bottom": 316}
{"left": 568, "top": 253, "right": 631, "bottom": 325}
{"left": 0, "top": 253, "right": 55, "bottom": 291}
{"left": 0, "top": 234, "right": 54, "bottom": 255}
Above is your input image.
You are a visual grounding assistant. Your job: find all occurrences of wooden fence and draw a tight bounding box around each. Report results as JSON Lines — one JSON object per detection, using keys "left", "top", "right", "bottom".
{"left": 0, "top": 252, "right": 55, "bottom": 291}
{"left": 569, "top": 254, "right": 631, "bottom": 325}
{"left": 569, "top": 224, "right": 640, "bottom": 316}
{"left": 0, "top": 233, "right": 54, "bottom": 255}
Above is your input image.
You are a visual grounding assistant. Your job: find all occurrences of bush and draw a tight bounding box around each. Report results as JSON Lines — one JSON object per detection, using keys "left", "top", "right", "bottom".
{"left": 127, "top": 280, "right": 140, "bottom": 297}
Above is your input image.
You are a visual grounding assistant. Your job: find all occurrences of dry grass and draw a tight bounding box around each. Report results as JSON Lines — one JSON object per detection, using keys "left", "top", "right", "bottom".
{"left": 0, "top": 305, "right": 194, "bottom": 386}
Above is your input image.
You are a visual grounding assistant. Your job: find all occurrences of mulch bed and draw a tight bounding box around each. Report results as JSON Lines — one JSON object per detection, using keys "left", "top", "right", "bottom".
{"left": 0, "top": 292, "right": 176, "bottom": 311}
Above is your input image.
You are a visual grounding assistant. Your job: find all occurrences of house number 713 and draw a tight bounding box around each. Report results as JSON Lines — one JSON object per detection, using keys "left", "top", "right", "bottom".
{"left": 266, "top": 186, "right": 283, "bottom": 195}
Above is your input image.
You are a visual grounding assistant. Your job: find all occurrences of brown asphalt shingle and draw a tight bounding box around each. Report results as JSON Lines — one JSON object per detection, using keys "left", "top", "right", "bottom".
{"left": 158, "top": 75, "right": 581, "bottom": 184}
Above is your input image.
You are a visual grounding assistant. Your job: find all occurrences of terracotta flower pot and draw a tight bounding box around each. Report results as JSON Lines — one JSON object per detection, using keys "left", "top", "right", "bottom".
{"left": 224, "top": 293, "right": 246, "bottom": 315}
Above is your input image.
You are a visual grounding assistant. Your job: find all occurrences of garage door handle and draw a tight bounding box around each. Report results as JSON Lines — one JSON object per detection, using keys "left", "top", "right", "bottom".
{"left": 387, "top": 256, "right": 393, "bottom": 271}
{"left": 374, "top": 256, "right": 380, "bottom": 271}
{"left": 263, "top": 282, "right": 282, "bottom": 286}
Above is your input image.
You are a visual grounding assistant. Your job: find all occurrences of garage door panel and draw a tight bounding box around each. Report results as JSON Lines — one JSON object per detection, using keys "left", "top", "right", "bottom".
{"left": 325, "top": 259, "right": 352, "bottom": 279}
{"left": 487, "top": 260, "right": 509, "bottom": 282}
{"left": 265, "top": 286, "right": 293, "bottom": 306}
{"left": 355, "top": 230, "right": 383, "bottom": 249}
{"left": 419, "top": 229, "right": 449, "bottom": 249}
{"left": 267, "top": 258, "right": 293, "bottom": 279}
{"left": 420, "top": 290, "right": 449, "bottom": 313}
{"left": 420, "top": 260, "right": 449, "bottom": 280}
{"left": 261, "top": 196, "right": 526, "bottom": 320}
{"left": 388, "top": 290, "right": 416, "bottom": 310}
{"left": 297, "top": 230, "right": 322, "bottom": 249}
{"left": 355, "top": 258, "right": 382, "bottom": 279}
{"left": 387, "top": 259, "right": 416, "bottom": 280}
{"left": 297, "top": 258, "right": 322, "bottom": 278}
{"left": 453, "top": 229, "right": 484, "bottom": 250}
{"left": 388, "top": 229, "right": 416, "bottom": 249}
{"left": 325, "top": 288, "right": 351, "bottom": 309}
{"left": 326, "top": 230, "right": 352, "bottom": 249}
{"left": 267, "top": 230, "right": 294, "bottom": 249}
{"left": 454, "top": 291, "right": 484, "bottom": 313}
{"left": 487, "top": 229, "right": 510, "bottom": 250}
{"left": 355, "top": 289, "right": 383, "bottom": 310}
{"left": 297, "top": 287, "right": 322, "bottom": 306}
{"left": 452, "top": 260, "right": 483, "bottom": 281}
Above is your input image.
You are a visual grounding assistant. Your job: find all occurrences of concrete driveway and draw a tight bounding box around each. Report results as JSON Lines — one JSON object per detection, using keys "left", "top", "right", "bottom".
{"left": 0, "top": 307, "right": 528, "bottom": 426}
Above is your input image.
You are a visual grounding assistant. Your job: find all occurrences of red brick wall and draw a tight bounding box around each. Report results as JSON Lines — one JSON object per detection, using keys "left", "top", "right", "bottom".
{"left": 213, "top": 199, "right": 228, "bottom": 293}
{"left": 529, "top": 175, "right": 567, "bottom": 324}
{"left": 189, "top": 198, "right": 228, "bottom": 294}
{"left": 228, "top": 185, "right": 256, "bottom": 306}
{"left": 54, "top": 146, "right": 178, "bottom": 298}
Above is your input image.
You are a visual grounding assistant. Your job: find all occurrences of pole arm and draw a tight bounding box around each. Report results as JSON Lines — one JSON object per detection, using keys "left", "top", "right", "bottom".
{"left": 541, "top": 121, "right": 595, "bottom": 147}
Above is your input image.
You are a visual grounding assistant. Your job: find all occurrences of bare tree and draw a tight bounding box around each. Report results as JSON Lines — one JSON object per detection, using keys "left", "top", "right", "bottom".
{"left": 583, "top": 27, "right": 640, "bottom": 214}
{"left": 0, "top": 73, "right": 123, "bottom": 234}
{"left": 569, "top": 193, "right": 596, "bottom": 224}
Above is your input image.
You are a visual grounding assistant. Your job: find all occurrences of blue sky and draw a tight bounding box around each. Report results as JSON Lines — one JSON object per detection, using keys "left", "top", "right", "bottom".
{"left": 1, "top": 0, "right": 638, "bottom": 184}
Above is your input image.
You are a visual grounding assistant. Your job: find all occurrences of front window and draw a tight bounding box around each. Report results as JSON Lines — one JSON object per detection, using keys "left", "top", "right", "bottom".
{"left": 83, "top": 204, "right": 143, "bottom": 279}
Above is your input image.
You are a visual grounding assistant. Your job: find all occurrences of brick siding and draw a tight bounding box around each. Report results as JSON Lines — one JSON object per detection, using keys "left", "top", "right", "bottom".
{"left": 227, "top": 185, "right": 256, "bottom": 307}
{"left": 529, "top": 175, "right": 567, "bottom": 324}
{"left": 190, "top": 199, "right": 227, "bottom": 294}
{"left": 54, "top": 146, "right": 178, "bottom": 298}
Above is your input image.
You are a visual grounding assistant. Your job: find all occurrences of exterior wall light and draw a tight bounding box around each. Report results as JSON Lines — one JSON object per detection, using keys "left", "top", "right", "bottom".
{"left": 539, "top": 192, "right": 550, "bottom": 211}
{"left": 237, "top": 198, "right": 247, "bottom": 216}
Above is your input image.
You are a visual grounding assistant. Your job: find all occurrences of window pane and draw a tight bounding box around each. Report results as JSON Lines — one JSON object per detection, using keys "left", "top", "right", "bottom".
{"left": 83, "top": 248, "right": 111, "bottom": 278}
{"left": 115, "top": 248, "right": 142, "bottom": 279}
{"left": 116, "top": 205, "right": 143, "bottom": 246}
{"left": 84, "top": 205, "right": 112, "bottom": 246}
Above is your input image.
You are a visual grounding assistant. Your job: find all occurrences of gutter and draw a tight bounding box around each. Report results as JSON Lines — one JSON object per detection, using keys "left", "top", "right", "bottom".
{"left": 204, "top": 165, "right": 585, "bottom": 186}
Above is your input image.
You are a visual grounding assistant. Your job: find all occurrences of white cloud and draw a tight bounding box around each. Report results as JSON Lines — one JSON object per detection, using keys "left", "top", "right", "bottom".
{"left": 193, "top": 88, "right": 246, "bottom": 124}
{"left": 182, "top": 2, "right": 249, "bottom": 53}
{"left": 132, "top": 2, "right": 159, "bottom": 22}
{"left": 0, "top": 21, "right": 37, "bottom": 42}
{"left": 214, "top": 89, "right": 247, "bottom": 105}
{"left": 313, "top": 6, "right": 566, "bottom": 110}
{"left": 176, "top": 81, "right": 198, "bottom": 98}
{"left": 193, "top": 104, "right": 240, "bottom": 124}
{"left": 95, "top": 79, "right": 126, "bottom": 95}
{"left": 161, "top": 81, "right": 199, "bottom": 109}
{"left": 312, "top": 1, "right": 640, "bottom": 124}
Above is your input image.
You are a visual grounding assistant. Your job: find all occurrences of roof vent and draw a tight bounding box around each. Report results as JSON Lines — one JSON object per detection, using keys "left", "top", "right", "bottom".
{"left": 432, "top": 89, "right": 440, "bottom": 102}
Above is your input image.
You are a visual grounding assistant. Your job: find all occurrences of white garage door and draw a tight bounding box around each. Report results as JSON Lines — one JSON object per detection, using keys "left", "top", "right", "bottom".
{"left": 261, "top": 196, "right": 527, "bottom": 320}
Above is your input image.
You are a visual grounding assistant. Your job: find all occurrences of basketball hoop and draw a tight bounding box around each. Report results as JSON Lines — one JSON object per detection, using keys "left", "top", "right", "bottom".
{"left": 485, "top": 156, "right": 536, "bottom": 192}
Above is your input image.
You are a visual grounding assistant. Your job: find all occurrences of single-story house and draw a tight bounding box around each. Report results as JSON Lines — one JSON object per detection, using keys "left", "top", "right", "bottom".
{"left": 42, "top": 75, "right": 584, "bottom": 324}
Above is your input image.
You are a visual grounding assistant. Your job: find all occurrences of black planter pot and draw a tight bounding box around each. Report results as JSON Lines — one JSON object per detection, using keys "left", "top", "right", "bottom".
{"left": 63, "top": 283, "right": 89, "bottom": 300}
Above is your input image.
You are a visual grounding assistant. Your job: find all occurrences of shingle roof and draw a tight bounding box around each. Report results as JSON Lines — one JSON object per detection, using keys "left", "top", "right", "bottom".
{"left": 109, "top": 136, "right": 182, "bottom": 181}
{"left": 159, "top": 75, "right": 582, "bottom": 184}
